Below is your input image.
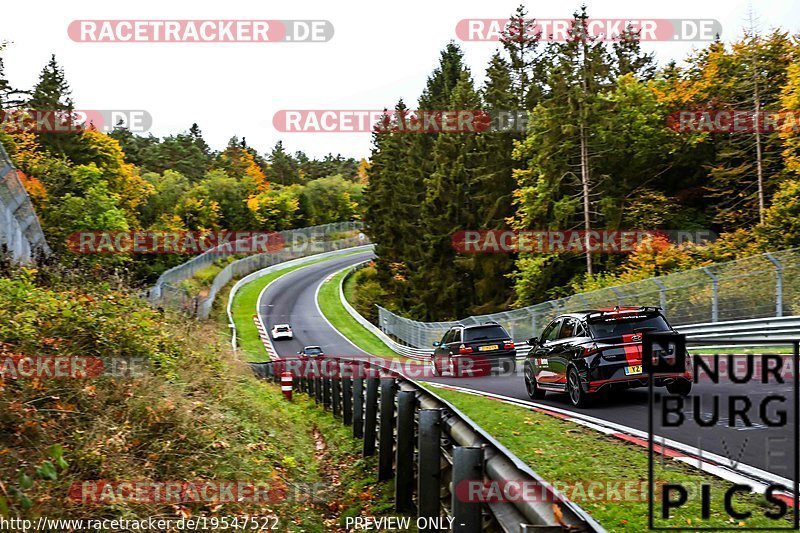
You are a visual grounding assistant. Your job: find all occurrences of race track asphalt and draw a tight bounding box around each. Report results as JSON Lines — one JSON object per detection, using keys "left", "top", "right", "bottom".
{"left": 257, "top": 251, "right": 797, "bottom": 481}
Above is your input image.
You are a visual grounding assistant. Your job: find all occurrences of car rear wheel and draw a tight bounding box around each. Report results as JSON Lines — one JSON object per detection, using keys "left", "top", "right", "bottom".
{"left": 666, "top": 380, "right": 692, "bottom": 397}
{"left": 524, "top": 365, "right": 546, "bottom": 400}
{"left": 431, "top": 356, "right": 441, "bottom": 376}
{"left": 567, "top": 367, "right": 590, "bottom": 408}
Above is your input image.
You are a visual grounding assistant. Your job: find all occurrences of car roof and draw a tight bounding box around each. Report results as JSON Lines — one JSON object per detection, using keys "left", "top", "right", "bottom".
{"left": 304, "top": 345, "right": 321, "bottom": 350}
{"left": 274, "top": 324, "right": 291, "bottom": 328}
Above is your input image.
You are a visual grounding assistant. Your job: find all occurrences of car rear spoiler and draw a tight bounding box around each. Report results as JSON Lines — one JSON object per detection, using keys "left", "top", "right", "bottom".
{"left": 586, "top": 306, "right": 661, "bottom": 321}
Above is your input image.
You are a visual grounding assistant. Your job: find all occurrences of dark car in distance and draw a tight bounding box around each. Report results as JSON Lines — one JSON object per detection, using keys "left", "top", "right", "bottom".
{"left": 432, "top": 322, "right": 517, "bottom": 377}
{"left": 523, "top": 307, "right": 692, "bottom": 407}
{"left": 297, "top": 346, "right": 324, "bottom": 358}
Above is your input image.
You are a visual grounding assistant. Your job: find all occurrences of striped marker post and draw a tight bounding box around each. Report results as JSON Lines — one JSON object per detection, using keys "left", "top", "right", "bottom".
{"left": 281, "top": 371, "right": 293, "bottom": 401}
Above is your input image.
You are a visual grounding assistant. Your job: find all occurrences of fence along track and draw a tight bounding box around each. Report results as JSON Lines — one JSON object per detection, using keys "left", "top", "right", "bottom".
{"left": 147, "top": 221, "right": 366, "bottom": 318}
{"left": 0, "top": 143, "right": 50, "bottom": 263}
{"left": 377, "top": 247, "right": 800, "bottom": 349}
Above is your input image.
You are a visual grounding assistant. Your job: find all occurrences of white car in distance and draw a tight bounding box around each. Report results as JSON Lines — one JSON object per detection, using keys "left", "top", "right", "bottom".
{"left": 271, "top": 324, "right": 293, "bottom": 340}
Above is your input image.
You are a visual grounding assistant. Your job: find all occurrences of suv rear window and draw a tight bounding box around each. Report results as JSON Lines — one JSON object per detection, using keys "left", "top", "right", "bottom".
{"left": 464, "top": 325, "right": 509, "bottom": 341}
{"left": 588, "top": 314, "right": 670, "bottom": 338}
{"left": 277, "top": 326, "right": 289, "bottom": 332}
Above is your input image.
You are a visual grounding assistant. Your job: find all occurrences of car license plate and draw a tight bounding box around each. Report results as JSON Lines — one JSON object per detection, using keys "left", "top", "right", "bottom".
{"left": 624, "top": 365, "right": 643, "bottom": 375}
{"left": 478, "top": 344, "right": 498, "bottom": 352}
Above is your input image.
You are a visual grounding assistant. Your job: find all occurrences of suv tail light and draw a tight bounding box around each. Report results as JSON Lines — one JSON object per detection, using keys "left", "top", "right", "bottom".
{"left": 503, "top": 341, "right": 515, "bottom": 350}
{"left": 458, "top": 344, "right": 473, "bottom": 354}
{"left": 582, "top": 343, "right": 599, "bottom": 357}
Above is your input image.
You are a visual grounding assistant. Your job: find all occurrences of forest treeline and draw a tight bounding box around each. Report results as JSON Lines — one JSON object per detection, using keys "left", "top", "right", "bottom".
{"left": 362, "top": 6, "right": 800, "bottom": 321}
{"left": 0, "top": 49, "right": 367, "bottom": 282}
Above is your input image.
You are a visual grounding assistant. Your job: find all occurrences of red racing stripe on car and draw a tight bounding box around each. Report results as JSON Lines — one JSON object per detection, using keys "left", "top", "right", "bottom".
{"left": 621, "top": 334, "right": 641, "bottom": 364}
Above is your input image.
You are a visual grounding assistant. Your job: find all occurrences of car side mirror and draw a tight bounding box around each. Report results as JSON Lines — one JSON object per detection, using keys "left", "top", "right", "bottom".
{"left": 433, "top": 341, "right": 440, "bottom": 347}
{"left": 528, "top": 337, "right": 541, "bottom": 347}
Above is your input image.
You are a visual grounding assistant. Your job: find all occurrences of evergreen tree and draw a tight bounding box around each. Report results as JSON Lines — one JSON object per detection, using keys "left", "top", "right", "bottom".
{"left": 28, "top": 55, "right": 80, "bottom": 157}
{"left": 266, "top": 141, "right": 300, "bottom": 185}
{"left": 415, "top": 71, "right": 484, "bottom": 319}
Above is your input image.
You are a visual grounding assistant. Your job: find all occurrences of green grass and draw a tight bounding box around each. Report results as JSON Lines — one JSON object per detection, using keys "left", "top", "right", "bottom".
{"left": 229, "top": 251, "right": 363, "bottom": 362}
{"left": 317, "top": 267, "right": 420, "bottom": 361}
{"left": 427, "top": 386, "right": 794, "bottom": 531}
{"left": 179, "top": 257, "right": 236, "bottom": 296}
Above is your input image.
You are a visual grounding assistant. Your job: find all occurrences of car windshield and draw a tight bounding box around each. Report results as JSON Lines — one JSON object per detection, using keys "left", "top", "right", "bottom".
{"left": 464, "top": 325, "right": 509, "bottom": 341}
{"left": 277, "top": 326, "right": 289, "bottom": 332}
{"left": 588, "top": 314, "right": 670, "bottom": 338}
{"left": 305, "top": 347, "right": 322, "bottom": 355}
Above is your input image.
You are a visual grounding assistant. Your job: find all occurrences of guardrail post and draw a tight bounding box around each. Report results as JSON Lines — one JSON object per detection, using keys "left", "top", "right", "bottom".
{"left": 363, "top": 377, "right": 379, "bottom": 456}
{"left": 417, "top": 409, "right": 442, "bottom": 529}
{"left": 353, "top": 372, "right": 364, "bottom": 439}
{"left": 378, "top": 378, "right": 396, "bottom": 481}
{"left": 702, "top": 267, "right": 719, "bottom": 322}
{"left": 395, "top": 390, "right": 415, "bottom": 513}
{"left": 323, "top": 369, "right": 332, "bottom": 409}
{"left": 452, "top": 446, "right": 483, "bottom": 533}
{"left": 765, "top": 253, "right": 783, "bottom": 317}
{"left": 342, "top": 363, "right": 352, "bottom": 426}
{"left": 332, "top": 370, "right": 341, "bottom": 418}
{"left": 315, "top": 371, "right": 323, "bottom": 405}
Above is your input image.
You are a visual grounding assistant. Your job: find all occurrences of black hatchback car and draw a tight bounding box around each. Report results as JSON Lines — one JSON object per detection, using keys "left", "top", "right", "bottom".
{"left": 431, "top": 323, "right": 517, "bottom": 377}
{"left": 523, "top": 307, "right": 692, "bottom": 407}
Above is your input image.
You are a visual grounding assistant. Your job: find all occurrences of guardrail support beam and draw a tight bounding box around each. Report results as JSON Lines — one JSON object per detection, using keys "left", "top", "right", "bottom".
{"left": 363, "top": 377, "right": 379, "bottom": 456}
{"left": 653, "top": 279, "right": 667, "bottom": 314}
{"left": 417, "top": 409, "right": 442, "bottom": 529}
{"left": 332, "top": 372, "right": 341, "bottom": 418}
{"left": 395, "top": 390, "right": 416, "bottom": 513}
{"left": 765, "top": 253, "right": 783, "bottom": 317}
{"left": 379, "top": 378, "right": 396, "bottom": 481}
{"left": 702, "top": 267, "right": 719, "bottom": 322}
{"left": 353, "top": 374, "right": 364, "bottom": 439}
{"left": 452, "top": 446, "right": 483, "bottom": 533}
{"left": 342, "top": 364, "right": 352, "bottom": 426}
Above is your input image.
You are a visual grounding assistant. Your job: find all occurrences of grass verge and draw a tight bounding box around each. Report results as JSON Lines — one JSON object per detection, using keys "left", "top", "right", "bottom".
{"left": 426, "top": 385, "right": 793, "bottom": 531}
{"left": 317, "top": 268, "right": 421, "bottom": 363}
{"left": 0, "top": 264, "right": 399, "bottom": 531}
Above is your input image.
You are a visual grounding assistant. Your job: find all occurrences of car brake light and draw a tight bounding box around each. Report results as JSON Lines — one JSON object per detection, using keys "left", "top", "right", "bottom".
{"left": 458, "top": 344, "right": 473, "bottom": 354}
{"left": 503, "top": 341, "right": 515, "bottom": 350}
{"left": 582, "top": 344, "right": 599, "bottom": 357}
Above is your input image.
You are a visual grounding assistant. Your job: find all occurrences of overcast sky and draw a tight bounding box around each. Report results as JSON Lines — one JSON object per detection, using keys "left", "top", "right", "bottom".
{"left": 2, "top": 0, "right": 798, "bottom": 160}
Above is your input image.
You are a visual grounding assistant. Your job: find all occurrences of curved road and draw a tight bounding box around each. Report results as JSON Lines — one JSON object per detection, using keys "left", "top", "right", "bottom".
{"left": 258, "top": 252, "right": 796, "bottom": 484}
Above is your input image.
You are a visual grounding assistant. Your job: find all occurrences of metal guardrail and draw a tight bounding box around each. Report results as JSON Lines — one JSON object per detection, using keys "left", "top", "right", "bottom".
{"left": 147, "top": 221, "right": 367, "bottom": 317}
{"left": 0, "top": 143, "right": 50, "bottom": 263}
{"left": 675, "top": 315, "right": 800, "bottom": 343}
{"left": 339, "top": 263, "right": 433, "bottom": 360}
{"left": 250, "top": 357, "right": 604, "bottom": 532}
{"left": 378, "top": 247, "right": 800, "bottom": 349}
